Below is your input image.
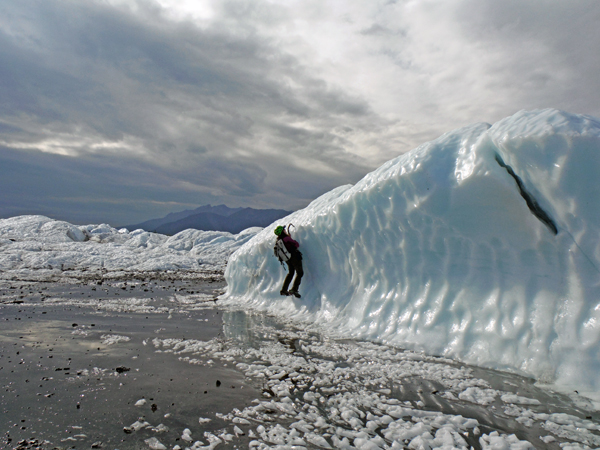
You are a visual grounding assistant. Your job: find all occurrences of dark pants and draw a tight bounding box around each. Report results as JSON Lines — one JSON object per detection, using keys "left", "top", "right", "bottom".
{"left": 282, "top": 253, "right": 303, "bottom": 292}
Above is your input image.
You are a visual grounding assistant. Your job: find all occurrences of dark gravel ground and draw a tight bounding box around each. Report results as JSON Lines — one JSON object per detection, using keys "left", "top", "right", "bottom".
{"left": 0, "top": 277, "right": 259, "bottom": 450}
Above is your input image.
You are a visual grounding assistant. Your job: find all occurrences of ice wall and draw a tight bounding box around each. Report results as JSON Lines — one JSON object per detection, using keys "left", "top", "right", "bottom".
{"left": 0, "top": 215, "right": 260, "bottom": 279}
{"left": 224, "top": 109, "right": 600, "bottom": 393}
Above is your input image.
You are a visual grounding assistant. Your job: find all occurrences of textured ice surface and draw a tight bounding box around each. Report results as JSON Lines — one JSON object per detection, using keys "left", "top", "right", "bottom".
{"left": 153, "top": 308, "right": 600, "bottom": 450}
{"left": 224, "top": 109, "right": 600, "bottom": 395}
{"left": 0, "top": 215, "right": 260, "bottom": 280}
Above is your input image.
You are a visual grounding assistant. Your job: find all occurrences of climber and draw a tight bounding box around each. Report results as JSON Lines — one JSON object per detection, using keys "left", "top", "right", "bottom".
{"left": 273, "top": 225, "right": 303, "bottom": 298}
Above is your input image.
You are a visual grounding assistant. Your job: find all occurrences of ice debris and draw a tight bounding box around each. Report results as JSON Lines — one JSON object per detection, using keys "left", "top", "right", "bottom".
{"left": 147, "top": 308, "right": 600, "bottom": 450}
{"left": 101, "top": 334, "right": 131, "bottom": 345}
{"left": 144, "top": 437, "right": 167, "bottom": 450}
{"left": 181, "top": 428, "right": 193, "bottom": 442}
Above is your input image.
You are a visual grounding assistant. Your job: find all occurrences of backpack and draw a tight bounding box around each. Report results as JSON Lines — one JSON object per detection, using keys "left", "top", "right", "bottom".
{"left": 274, "top": 238, "right": 292, "bottom": 263}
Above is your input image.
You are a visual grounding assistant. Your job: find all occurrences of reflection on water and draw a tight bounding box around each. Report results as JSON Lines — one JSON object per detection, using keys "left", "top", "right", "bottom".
{"left": 0, "top": 281, "right": 258, "bottom": 450}
{"left": 222, "top": 309, "right": 291, "bottom": 346}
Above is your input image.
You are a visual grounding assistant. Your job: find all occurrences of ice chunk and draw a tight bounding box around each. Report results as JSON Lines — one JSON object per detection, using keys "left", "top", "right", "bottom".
{"left": 101, "top": 334, "right": 131, "bottom": 345}
{"left": 479, "top": 431, "right": 534, "bottom": 449}
{"left": 458, "top": 387, "right": 498, "bottom": 405}
{"left": 182, "top": 428, "right": 193, "bottom": 441}
{"left": 501, "top": 394, "right": 542, "bottom": 406}
{"left": 144, "top": 437, "right": 167, "bottom": 450}
{"left": 224, "top": 109, "right": 600, "bottom": 394}
{"left": 130, "top": 419, "right": 150, "bottom": 430}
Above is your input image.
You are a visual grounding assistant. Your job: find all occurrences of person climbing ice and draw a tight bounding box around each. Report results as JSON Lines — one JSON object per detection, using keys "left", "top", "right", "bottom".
{"left": 273, "top": 225, "right": 303, "bottom": 298}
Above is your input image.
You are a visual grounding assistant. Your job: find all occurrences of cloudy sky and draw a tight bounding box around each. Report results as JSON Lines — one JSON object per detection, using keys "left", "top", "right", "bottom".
{"left": 1, "top": 0, "right": 599, "bottom": 226}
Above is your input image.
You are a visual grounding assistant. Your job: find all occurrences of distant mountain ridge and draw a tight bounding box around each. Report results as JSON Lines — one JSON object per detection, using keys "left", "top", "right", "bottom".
{"left": 125, "top": 204, "right": 292, "bottom": 235}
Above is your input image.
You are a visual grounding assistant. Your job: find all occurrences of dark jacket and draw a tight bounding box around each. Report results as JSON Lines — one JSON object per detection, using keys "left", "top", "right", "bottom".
{"left": 281, "top": 235, "right": 299, "bottom": 253}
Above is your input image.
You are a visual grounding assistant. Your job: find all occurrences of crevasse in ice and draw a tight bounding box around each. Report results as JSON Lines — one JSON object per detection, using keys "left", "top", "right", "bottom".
{"left": 223, "top": 109, "right": 600, "bottom": 393}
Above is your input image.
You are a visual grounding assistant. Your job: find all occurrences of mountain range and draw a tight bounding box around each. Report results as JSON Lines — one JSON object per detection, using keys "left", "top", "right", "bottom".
{"left": 125, "top": 204, "right": 292, "bottom": 235}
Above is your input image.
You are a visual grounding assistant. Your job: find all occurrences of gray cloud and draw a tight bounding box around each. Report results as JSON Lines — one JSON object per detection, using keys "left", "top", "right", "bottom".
{"left": 0, "top": 0, "right": 599, "bottom": 225}
{"left": 357, "top": 0, "right": 600, "bottom": 125}
{"left": 0, "top": 142, "right": 357, "bottom": 225}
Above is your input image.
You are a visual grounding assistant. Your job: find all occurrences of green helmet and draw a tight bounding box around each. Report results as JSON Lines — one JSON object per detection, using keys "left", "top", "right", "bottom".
{"left": 274, "top": 225, "right": 285, "bottom": 236}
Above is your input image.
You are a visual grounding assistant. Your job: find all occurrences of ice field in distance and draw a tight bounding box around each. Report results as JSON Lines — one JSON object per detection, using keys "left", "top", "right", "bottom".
{"left": 224, "top": 109, "right": 600, "bottom": 397}
{"left": 0, "top": 215, "right": 261, "bottom": 279}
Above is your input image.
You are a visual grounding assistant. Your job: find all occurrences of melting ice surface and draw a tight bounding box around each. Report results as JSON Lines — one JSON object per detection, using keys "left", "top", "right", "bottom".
{"left": 152, "top": 307, "right": 600, "bottom": 450}
{"left": 0, "top": 215, "right": 261, "bottom": 279}
{"left": 224, "top": 109, "right": 600, "bottom": 398}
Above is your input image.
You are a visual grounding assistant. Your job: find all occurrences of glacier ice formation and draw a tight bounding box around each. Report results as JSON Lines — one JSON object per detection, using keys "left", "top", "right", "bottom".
{"left": 224, "top": 109, "right": 600, "bottom": 394}
{"left": 0, "top": 215, "right": 260, "bottom": 279}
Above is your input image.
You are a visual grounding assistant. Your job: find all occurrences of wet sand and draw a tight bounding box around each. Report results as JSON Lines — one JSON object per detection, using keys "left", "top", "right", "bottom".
{"left": 0, "top": 278, "right": 259, "bottom": 449}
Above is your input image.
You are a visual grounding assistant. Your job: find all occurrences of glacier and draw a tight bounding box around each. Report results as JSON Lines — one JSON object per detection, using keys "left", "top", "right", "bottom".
{"left": 0, "top": 215, "right": 260, "bottom": 281}
{"left": 223, "top": 109, "right": 600, "bottom": 395}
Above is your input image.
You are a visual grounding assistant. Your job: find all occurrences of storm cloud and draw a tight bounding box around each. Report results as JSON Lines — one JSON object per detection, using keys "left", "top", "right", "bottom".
{"left": 1, "top": 0, "right": 599, "bottom": 225}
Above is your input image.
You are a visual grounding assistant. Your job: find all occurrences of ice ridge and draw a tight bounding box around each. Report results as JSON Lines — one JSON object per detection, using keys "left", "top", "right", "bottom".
{"left": 223, "top": 109, "right": 600, "bottom": 395}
